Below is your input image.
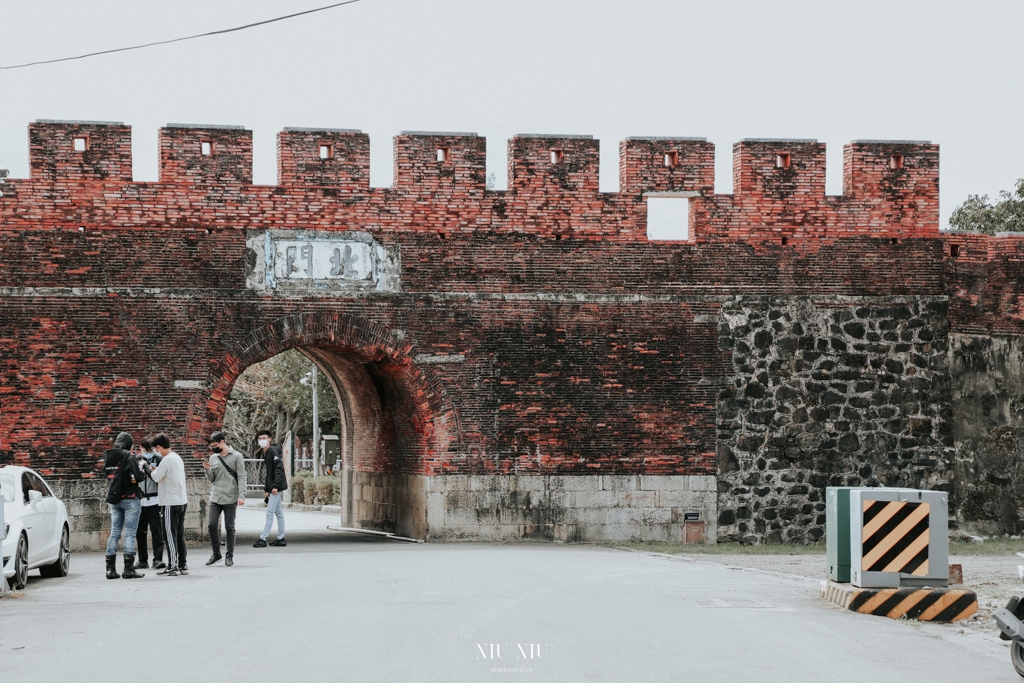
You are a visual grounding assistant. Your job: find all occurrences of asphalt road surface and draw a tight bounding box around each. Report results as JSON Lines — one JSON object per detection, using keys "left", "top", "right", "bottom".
{"left": 1, "top": 508, "right": 1017, "bottom": 682}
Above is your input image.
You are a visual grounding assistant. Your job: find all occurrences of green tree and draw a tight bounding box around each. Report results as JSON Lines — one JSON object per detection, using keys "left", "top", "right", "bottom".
{"left": 222, "top": 349, "right": 340, "bottom": 456}
{"left": 949, "top": 179, "right": 1024, "bottom": 235}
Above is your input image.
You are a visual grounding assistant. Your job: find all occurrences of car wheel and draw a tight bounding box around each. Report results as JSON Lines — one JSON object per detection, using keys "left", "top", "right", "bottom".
{"left": 40, "top": 525, "right": 70, "bottom": 578}
{"left": 12, "top": 534, "right": 29, "bottom": 589}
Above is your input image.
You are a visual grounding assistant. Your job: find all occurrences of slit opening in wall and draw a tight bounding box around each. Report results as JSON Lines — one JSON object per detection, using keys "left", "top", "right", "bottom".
{"left": 201, "top": 141, "right": 213, "bottom": 156}
{"left": 646, "top": 197, "right": 690, "bottom": 241}
{"left": 436, "top": 147, "right": 449, "bottom": 163}
{"left": 550, "top": 149, "right": 564, "bottom": 164}
{"left": 319, "top": 144, "right": 333, "bottom": 160}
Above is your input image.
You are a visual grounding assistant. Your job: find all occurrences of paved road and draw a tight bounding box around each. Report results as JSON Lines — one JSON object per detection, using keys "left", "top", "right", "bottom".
{"left": 1, "top": 509, "right": 1017, "bottom": 682}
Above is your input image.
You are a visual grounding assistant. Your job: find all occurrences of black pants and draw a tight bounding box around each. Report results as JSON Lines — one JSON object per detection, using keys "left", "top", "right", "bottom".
{"left": 136, "top": 504, "right": 164, "bottom": 564}
{"left": 209, "top": 502, "right": 237, "bottom": 557}
{"left": 163, "top": 504, "right": 187, "bottom": 569}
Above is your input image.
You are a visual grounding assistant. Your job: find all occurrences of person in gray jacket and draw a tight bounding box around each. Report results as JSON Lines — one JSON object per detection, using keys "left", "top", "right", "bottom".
{"left": 204, "top": 431, "right": 247, "bottom": 567}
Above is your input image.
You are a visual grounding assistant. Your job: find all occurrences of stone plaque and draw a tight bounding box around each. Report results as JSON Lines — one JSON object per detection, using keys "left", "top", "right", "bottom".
{"left": 246, "top": 230, "right": 400, "bottom": 294}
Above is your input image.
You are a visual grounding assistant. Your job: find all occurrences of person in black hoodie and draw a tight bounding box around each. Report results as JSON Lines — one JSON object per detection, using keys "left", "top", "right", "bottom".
{"left": 103, "top": 431, "right": 150, "bottom": 579}
{"left": 253, "top": 429, "right": 288, "bottom": 548}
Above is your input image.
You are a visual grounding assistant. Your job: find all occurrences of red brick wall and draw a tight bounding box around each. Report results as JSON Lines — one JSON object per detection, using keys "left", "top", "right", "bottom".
{"left": 1, "top": 121, "right": 1022, "bottom": 485}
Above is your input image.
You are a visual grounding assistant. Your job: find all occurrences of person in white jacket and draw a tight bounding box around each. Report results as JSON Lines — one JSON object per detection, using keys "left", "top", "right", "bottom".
{"left": 150, "top": 433, "right": 189, "bottom": 576}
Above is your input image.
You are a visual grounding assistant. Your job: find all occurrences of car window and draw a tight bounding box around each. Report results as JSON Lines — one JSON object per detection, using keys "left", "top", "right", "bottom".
{"left": 21, "top": 472, "right": 33, "bottom": 503}
{"left": 0, "top": 471, "right": 14, "bottom": 503}
{"left": 28, "top": 473, "right": 53, "bottom": 498}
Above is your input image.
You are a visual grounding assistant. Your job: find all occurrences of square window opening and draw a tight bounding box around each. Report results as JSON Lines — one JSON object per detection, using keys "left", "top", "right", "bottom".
{"left": 776, "top": 153, "right": 791, "bottom": 169}
{"left": 950, "top": 244, "right": 961, "bottom": 258}
{"left": 550, "top": 149, "right": 564, "bottom": 164}
{"left": 201, "top": 141, "right": 213, "bottom": 156}
{"left": 646, "top": 197, "right": 690, "bottom": 241}
{"left": 664, "top": 151, "right": 679, "bottom": 168}
{"left": 436, "top": 147, "right": 450, "bottom": 163}
{"left": 319, "top": 144, "right": 333, "bottom": 160}
{"left": 73, "top": 137, "right": 88, "bottom": 152}
{"left": 890, "top": 154, "right": 904, "bottom": 169}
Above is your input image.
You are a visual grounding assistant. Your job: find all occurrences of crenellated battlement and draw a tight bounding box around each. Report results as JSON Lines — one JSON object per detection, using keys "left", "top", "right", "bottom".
{"left": 0, "top": 120, "right": 946, "bottom": 243}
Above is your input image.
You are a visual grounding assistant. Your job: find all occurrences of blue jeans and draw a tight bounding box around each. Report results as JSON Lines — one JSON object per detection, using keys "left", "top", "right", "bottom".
{"left": 107, "top": 498, "right": 142, "bottom": 555}
{"left": 261, "top": 493, "right": 285, "bottom": 541}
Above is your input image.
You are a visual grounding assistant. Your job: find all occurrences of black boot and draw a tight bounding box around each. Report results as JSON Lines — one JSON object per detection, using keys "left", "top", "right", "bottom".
{"left": 122, "top": 554, "right": 144, "bottom": 579}
{"left": 105, "top": 555, "right": 119, "bottom": 580}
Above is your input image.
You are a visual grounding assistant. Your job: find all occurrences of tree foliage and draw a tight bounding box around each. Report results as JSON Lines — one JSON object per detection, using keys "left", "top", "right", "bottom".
{"left": 949, "top": 179, "right": 1024, "bottom": 235}
{"left": 222, "top": 349, "right": 340, "bottom": 455}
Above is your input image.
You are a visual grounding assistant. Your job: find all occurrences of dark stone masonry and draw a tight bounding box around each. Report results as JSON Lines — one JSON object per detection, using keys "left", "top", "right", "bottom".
{"left": 2, "top": 120, "right": 1024, "bottom": 547}
{"left": 716, "top": 296, "right": 954, "bottom": 544}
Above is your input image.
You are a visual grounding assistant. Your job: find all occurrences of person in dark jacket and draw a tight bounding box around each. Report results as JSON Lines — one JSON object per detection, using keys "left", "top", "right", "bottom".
{"left": 103, "top": 431, "right": 149, "bottom": 579}
{"left": 253, "top": 429, "right": 288, "bottom": 548}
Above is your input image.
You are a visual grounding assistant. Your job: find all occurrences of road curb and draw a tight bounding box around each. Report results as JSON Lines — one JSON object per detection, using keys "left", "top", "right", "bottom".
{"left": 820, "top": 580, "right": 978, "bottom": 622}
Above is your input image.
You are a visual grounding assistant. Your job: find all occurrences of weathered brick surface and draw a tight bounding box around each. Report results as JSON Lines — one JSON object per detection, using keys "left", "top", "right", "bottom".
{"left": 2, "top": 121, "right": 1023, "bottom": 543}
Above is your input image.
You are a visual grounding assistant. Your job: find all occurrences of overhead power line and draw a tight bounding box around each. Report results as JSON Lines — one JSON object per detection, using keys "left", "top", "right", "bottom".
{"left": 0, "top": 0, "right": 363, "bottom": 70}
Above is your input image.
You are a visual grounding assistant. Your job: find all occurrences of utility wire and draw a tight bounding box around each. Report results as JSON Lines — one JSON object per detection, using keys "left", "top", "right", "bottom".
{"left": 0, "top": 0, "right": 363, "bottom": 70}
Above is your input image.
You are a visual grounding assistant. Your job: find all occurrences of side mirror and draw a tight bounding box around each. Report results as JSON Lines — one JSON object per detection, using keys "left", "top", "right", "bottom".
{"left": 28, "top": 489, "right": 42, "bottom": 503}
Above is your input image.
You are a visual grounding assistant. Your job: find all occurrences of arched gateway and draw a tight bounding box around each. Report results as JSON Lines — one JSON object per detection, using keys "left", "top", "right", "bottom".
{"left": 192, "top": 311, "right": 458, "bottom": 539}
{"left": 3, "top": 121, "right": 1024, "bottom": 549}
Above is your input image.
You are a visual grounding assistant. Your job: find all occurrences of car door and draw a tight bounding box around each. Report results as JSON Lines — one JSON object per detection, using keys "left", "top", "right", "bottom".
{"left": 27, "top": 472, "right": 58, "bottom": 561}
{"left": 19, "top": 472, "right": 46, "bottom": 564}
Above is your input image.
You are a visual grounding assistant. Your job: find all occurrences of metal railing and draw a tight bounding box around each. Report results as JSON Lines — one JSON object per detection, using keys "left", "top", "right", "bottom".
{"left": 243, "top": 458, "right": 266, "bottom": 491}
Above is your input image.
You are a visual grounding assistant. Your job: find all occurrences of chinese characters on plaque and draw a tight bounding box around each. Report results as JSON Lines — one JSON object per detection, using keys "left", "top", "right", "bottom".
{"left": 273, "top": 240, "right": 374, "bottom": 281}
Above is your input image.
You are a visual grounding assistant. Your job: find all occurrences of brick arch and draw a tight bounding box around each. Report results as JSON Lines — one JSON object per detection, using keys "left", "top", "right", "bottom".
{"left": 185, "top": 311, "right": 458, "bottom": 476}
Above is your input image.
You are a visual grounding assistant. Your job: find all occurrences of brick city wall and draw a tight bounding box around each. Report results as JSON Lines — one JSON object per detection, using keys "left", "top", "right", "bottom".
{"left": 1, "top": 120, "right": 1023, "bottom": 544}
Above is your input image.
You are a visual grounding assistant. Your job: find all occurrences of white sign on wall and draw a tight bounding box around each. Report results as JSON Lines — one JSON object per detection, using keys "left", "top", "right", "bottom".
{"left": 245, "top": 230, "right": 401, "bottom": 295}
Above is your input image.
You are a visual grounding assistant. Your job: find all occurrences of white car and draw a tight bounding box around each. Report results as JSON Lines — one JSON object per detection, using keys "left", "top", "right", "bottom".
{"left": 1, "top": 466, "right": 71, "bottom": 589}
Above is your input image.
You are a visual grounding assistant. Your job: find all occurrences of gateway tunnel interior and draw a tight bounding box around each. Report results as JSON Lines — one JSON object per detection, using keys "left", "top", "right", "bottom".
{"left": 217, "top": 344, "right": 430, "bottom": 541}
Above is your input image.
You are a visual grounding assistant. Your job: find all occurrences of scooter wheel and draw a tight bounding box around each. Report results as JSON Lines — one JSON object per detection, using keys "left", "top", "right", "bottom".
{"left": 1012, "top": 641, "right": 1024, "bottom": 678}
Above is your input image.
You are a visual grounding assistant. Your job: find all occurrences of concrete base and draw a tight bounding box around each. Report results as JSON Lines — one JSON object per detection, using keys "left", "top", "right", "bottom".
{"left": 56, "top": 472, "right": 716, "bottom": 549}
{"left": 52, "top": 478, "right": 213, "bottom": 551}
{"left": 340, "top": 472, "right": 717, "bottom": 543}
{"left": 820, "top": 580, "right": 977, "bottom": 623}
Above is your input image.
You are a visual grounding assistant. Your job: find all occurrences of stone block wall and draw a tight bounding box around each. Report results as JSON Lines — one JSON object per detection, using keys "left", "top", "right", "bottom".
{"left": 319, "top": 472, "right": 718, "bottom": 543}
{"left": 53, "top": 477, "right": 211, "bottom": 551}
{"left": 715, "top": 296, "right": 954, "bottom": 544}
{"left": 950, "top": 334, "right": 1024, "bottom": 535}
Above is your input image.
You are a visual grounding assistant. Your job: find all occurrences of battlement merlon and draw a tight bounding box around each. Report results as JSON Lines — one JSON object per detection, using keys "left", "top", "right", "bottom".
{"left": 21, "top": 120, "right": 938, "bottom": 198}
{"left": 277, "top": 128, "right": 369, "bottom": 190}
{"left": 29, "top": 120, "right": 133, "bottom": 182}
{"left": 394, "top": 132, "right": 486, "bottom": 195}
{"left": 619, "top": 137, "right": 714, "bottom": 196}
{"left": 159, "top": 124, "right": 253, "bottom": 184}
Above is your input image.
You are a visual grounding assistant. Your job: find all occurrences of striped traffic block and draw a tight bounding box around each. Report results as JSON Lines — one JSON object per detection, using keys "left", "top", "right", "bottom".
{"left": 861, "top": 499, "right": 930, "bottom": 576}
{"left": 820, "top": 581, "right": 977, "bottom": 623}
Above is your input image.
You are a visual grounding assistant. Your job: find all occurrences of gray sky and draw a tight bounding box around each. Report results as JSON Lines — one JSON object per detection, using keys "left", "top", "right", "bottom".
{"left": 2, "top": 0, "right": 1022, "bottom": 227}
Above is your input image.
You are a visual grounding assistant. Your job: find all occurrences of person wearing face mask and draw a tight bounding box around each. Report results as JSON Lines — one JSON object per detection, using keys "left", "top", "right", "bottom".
{"left": 204, "top": 431, "right": 247, "bottom": 567}
{"left": 253, "top": 429, "right": 287, "bottom": 548}
{"left": 134, "top": 435, "right": 165, "bottom": 570}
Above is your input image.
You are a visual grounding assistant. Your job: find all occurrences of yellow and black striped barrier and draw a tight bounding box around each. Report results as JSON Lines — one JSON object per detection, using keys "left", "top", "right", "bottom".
{"left": 820, "top": 581, "right": 977, "bottom": 623}
{"left": 861, "top": 499, "right": 930, "bottom": 576}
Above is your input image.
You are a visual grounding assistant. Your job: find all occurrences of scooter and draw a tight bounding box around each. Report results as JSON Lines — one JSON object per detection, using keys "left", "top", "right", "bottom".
{"left": 993, "top": 553, "right": 1024, "bottom": 677}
